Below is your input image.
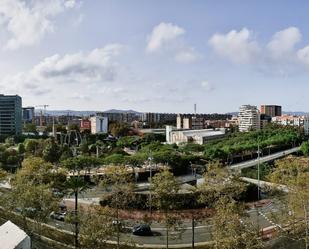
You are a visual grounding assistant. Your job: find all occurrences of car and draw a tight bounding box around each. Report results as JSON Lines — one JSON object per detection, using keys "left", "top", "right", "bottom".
{"left": 132, "top": 224, "right": 152, "bottom": 236}
{"left": 50, "top": 211, "right": 66, "bottom": 221}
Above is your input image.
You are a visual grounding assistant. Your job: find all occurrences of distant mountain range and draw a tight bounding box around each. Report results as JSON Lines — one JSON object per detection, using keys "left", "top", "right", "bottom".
{"left": 35, "top": 109, "right": 141, "bottom": 116}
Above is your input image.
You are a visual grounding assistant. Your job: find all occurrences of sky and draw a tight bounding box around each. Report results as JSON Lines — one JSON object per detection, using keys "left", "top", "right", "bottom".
{"left": 1, "top": 0, "right": 309, "bottom": 113}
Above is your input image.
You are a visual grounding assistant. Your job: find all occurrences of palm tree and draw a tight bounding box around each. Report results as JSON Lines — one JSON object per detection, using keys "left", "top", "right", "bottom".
{"left": 65, "top": 176, "right": 88, "bottom": 249}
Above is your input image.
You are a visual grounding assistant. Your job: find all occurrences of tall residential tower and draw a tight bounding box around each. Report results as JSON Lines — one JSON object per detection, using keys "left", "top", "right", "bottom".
{"left": 238, "top": 105, "right": 260, "bottom": 132}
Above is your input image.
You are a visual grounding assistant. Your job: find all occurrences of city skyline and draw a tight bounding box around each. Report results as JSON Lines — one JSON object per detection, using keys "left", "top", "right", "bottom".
{"left": 1, "top": 1, "right": 309, "bottom": 113}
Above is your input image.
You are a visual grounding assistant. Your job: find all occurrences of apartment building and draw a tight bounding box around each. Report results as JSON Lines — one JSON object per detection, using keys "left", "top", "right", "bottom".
{"left": 272, "top": 115, "right": 304, "bottom": 127}
{"left": 238, "top": 105, "right": 260, "bottom": 132}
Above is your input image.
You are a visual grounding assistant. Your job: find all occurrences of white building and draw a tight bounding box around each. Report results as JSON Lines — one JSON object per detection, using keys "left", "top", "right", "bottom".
{"left": 0, "top": 221, "right": 30, "bottom": 249}
{"left": 166, "top": 128, "right": 226, "bottom": 145}
{"left": 90, "top": 116, "right": 108, "bottom": 134}
{"left": 272, "top": 115, "right": 304, "bottom": 127}
{"left": 238, "top": 105, "right": 260, "bottom": 132}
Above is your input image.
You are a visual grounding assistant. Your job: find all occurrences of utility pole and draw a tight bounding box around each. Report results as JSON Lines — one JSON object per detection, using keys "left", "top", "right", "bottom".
{"left": 192, "top": 215, "right": 195, "bottom": 249}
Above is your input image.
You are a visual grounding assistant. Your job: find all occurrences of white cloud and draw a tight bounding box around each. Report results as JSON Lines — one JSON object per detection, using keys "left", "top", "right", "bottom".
{"left": 146, "top": 22, "right": 199, "bottom": 63}
{"left": 297, "top": 46, "right": 309, "bottom": 67}
{"left": 146, "top": 22, "right": 185, "bottom": 52}
{"left": 31, "top": 44, "right": 122, "bottom": 82}
{"left": 0, "top": 44, "right": 123, "bottom": 97}
{"left": 0, "top": 0, "right": 80, "bottom": 50}
{"left": 201, "top": 81, "right": 214, "bottom": 92}
{"left": 209, "top": 28, "right": 260, "bottom": 64}
{"left": 174, "top": 47, "right": 200, "bottom": 63}
{"left": 267, "top": 27, "right": 301, "bottom": 59}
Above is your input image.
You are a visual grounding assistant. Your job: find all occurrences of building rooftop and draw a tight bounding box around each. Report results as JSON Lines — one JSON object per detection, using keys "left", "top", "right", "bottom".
{"left": 0, "top": 221, "right": 29, "bottom": 249}
{"left": 180, "top": 128, "right": 225, "bottom": 138}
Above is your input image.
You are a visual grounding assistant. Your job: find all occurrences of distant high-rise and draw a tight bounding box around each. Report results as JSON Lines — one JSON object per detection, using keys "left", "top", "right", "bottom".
{"left": 0, "top": 94, "right": 22, "bottom": 136}
{"left": 22, "top": 107, "right": 35, "bottom": 124}
{"left": 238, "top": 105, "right": 260, "bottom": 132}
{"left": 260, "top": 105, "right": 282, "bottom": 117}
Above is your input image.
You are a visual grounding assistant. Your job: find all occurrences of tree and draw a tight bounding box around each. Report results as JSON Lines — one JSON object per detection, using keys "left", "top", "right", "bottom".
{"left": 24, "top": 139, "right": 44, "bottom": 157}
{"left": 15, "top": 157, "right": 53, "bottom": 185}
{"left": 65, "top": 176, "right": 89, "bottom": 249}
{"left": 268, "top": 157, "right": 309, "bottom": 248}
{"left": 68, "top": 123, "right": 80, "bottom": 132}
{"left": 300, "top": 141, "right": 309, "bottom": 157}
{"left": 101, "top": 165, "right": 135, "bottom": 249}
{"left": 79, "top": 206, "right": 115, "bottom": 249}
{"left": 152, "top": 170, "right": 183, "bottom": 249}
{"left": 3, "top": 157, "right": 60, "bottom": 240}
{"left": 23, "top": 123, "right": 37, "bottom": 133}
{"left": 109, "top": 122, "right": 130, "bottom": 137}
{"left": 15, "top": 157, "right": 67, "bottom": 191}
{"left": 42, "top": 138, "right": 61, "bottom": 163}
{"left": 0, "top": 168, "right": 7, "bottom": 181}
{"left": 211, "top": 196, "right": 264, "bottom": 249}
{"left": 17, "top": 143, "right": 26, "bottom": 155}
{"left": 198, "top": 162, "right": 247, "bottom": 207}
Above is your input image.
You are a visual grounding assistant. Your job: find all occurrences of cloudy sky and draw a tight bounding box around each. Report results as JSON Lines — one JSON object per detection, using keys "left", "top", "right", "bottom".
{"left": 1, "top": 0, "right": 309, "bottom": 113}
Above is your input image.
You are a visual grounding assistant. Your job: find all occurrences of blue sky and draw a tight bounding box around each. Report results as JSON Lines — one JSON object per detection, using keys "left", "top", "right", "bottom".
{"left": 0, "top": 0, "right": 309, "bottom": 113}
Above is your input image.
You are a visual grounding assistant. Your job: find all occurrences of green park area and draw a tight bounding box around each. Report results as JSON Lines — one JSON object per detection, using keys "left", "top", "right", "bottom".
{"left": 0, "top": 124, "right": 308, "bottom": 249}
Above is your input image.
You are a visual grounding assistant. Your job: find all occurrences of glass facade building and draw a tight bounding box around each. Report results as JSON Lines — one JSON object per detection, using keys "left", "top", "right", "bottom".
{"left": 0, "top": 95, "right": 22, "bottom": 136}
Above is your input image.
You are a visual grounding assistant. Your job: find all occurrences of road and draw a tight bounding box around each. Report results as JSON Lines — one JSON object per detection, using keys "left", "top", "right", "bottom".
{"left": 229, "top": 146, "right": 300, "bottom": 170}
{"left": 50, "top": 201, "right": 282, "bottom": 247}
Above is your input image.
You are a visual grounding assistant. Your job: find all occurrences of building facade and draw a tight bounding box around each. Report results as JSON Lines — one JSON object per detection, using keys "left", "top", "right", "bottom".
{"left": 238, "top": 105, "right": 260, "bottom": 132}
{"left": 166, "top": 128, "right": 226, "bottom": 145}
{"left": 22, "top": 107, "right": 35, "bottom": 124}
{"left": 90, "top": 116, "right": 108, "bottom": 134}
{"left": 272, "top": 115, "right": 304, "bottom": 127}
{"left": 0, "top": 95, "right": 22, "bottom": 136}
{"left": 260, "top": 105, "right": 282, "bottom": 117}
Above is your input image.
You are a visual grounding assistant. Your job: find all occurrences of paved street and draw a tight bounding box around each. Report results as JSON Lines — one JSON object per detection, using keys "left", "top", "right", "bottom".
{"left": 49, "top": 201, "right": 282, "bottom": 247}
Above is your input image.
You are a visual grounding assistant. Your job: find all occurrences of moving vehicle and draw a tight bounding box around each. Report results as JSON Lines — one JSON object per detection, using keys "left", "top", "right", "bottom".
{"left": 132, "top": 224, "right": 152, "bottom": 236}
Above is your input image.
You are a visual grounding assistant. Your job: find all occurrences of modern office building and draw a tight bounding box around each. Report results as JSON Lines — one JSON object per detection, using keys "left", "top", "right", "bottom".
{"left": 90, "top": 116, "right": 108, "bottom": 134}
{"left": 238, "top": 105, "right": 260, "bottom": 132}
{"left": 260, "top": 105, "right": 282, "bottom": 117}
{"left": 0, "top": 95, "right": 22, "bottom": 136}
{"left": 22, "top": 107, "right": 35, "bottom": 124}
